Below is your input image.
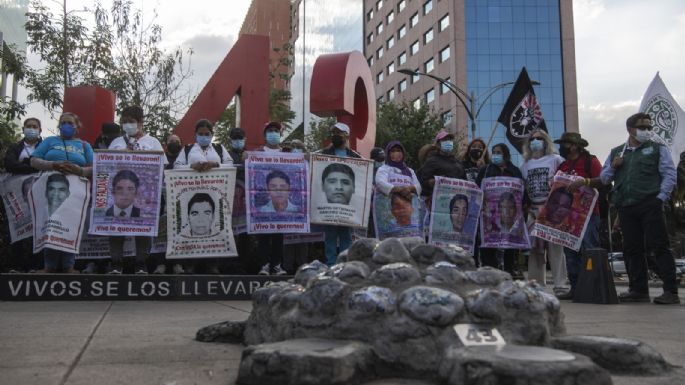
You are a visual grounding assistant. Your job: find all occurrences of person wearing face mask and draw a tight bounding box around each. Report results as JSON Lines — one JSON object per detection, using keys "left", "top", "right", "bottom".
{"left": 4, "top": 118, "right": 43, "bottom": 273}
{"left": 476, "top": 143, "right": 525, "bottom": 274}
{"left": 551, "top": 132, "right": 602, "bottom": 300}
{"left": 94, "top": 122, "right": 122, "bottom": 150}
{"left": 592, "top": 113, "right": 679, "bottom": 304}
{"left": 30, "top": 112, "right": 94, "bottom": 274}
{"left": 174, "top": 119, "right": 232, "bottom": 172}
{"left": 417, "top": 130, "right": 466, "bottom": 204}
{"left": 107, "top": 106, "right": 166, "bottom": 275}
{"left": 461, "top": 138, "right": 490, "bottom": 183}
{"left": 520, "top": 129, "right": 567, "bottom": 294}
{"left": 165, "top": 135, "right": 183, "bottom": 168}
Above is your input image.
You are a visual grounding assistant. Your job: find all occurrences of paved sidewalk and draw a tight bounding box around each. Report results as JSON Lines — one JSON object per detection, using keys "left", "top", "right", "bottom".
{"left": 0, "top": 288, "right": 682, "bottom": 385}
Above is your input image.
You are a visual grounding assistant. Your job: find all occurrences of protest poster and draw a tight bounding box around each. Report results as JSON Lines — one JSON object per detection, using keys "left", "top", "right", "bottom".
{"left": 309, "top": 154, "right": 374, "bottom": 228}
{"left": 284, "top": 233, "right": 325, "bottom": 245}
{"left": 428, "top": 177, "right": 483, "bottom": 253}
{"left": 373, "top": 172, "right": 422, "bottom": 239}
{"left": 30, "top": 172, "right": 90, "bottom": 253}
{"left": 78, "top": 234, "right": 135, "bottom": 259}
{"left": 165, "top": 167, "right": 237, "bottom": 259}
{"left": 89, "top": 150, "right": 164, "bottom": 236}
{"left": 0, "top": 174, "right": 38, "bottom": 243}
{"left": 480, "top": 177, "right": 530, "bottom": 249}
{"left": 245, "top": 152, "right": 309, "bottom": 234}
{"left": 531, "top": 172, "right": 598, "bottom": 251}
{"left": 150, "top": 213, "right": 167, "bottom": 254}
{"left": 232, "top": 179, "right": 247, "bottom": 235}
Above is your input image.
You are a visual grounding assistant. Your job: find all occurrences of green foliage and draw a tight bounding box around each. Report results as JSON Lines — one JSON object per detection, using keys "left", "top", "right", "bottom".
{"left": 214, "top": 102, "right": 237, "bottom": 148}
{"left": 305, "top": 117, "right": 335, "bottom": 152}
{"left": 22, "top": 0, "right": 193, "bottom": 142}
{"left": 375, "top": 101, "right": 447, "bottom": 169}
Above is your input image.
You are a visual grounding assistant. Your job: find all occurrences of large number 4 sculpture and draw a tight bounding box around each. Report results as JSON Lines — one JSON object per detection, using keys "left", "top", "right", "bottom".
{"left": 174, "top": 35, "right": 376, "bottom": 157}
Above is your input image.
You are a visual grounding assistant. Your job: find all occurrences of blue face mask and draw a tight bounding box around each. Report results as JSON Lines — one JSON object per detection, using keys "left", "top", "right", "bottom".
{"left": 24, "top": 128, "right": 40, "bottom": 140}
{"left": 529, "top": 138, "right": 544, "bottom": 152}
{"left": 231, "top": 138, "right": 245, "bottom": 150}
{"left": 196, "top": 134, "right": 212, "bottom": 147}
{"left": 265, "top": 131, "right": 281, "bottom": 145}
{"left": 492, "top": 154, "right": 504, "bottom": 166}
{"left": 60, "top": 123, "right": 75, "bottom": 139}
{"left": 440, "top": 140, "right": 454, "bottom": 152}
{"left": 291, "top": 148, "right": 303, "bottom": 153}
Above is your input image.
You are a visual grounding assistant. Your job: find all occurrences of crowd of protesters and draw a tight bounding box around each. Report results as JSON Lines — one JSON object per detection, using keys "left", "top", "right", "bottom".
{"left": 1, "top": 107, "right": 681, "bottom": 304}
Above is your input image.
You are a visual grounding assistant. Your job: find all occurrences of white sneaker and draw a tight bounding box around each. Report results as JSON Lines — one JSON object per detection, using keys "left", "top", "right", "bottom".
{"left": 172, "top": 264, "right": 185, "bottom": 274}
{"left": 153, "top": 264, "right": 166, "bottom": 274}
{"left": 258, "top": 263, "right": 270, "bottom": 275}
{"left": 82, "top": 262, "right": 97, "bottom": 274}
{"left": 272, "top": 264, "right": 287, "bottom": 276}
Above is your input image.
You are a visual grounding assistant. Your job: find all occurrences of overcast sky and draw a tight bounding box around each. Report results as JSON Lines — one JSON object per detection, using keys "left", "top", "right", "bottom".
{"left": 25, "top": 0, "right": 685, "bottom": 160}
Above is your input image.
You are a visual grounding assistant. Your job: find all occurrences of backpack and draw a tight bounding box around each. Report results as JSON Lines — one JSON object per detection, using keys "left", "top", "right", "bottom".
{"left": 184, "top": 143, "right": 224, "bottom": 163}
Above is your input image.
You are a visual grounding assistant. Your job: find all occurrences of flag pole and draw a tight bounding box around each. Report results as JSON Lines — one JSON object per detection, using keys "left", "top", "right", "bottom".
{"left": 484, "top": 120, "right": 500, "bottom": 150}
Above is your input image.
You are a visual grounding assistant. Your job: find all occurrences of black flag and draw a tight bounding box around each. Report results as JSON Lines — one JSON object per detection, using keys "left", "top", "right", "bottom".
{"left": 497, "top": 67, "right": 547, "bottom": 153}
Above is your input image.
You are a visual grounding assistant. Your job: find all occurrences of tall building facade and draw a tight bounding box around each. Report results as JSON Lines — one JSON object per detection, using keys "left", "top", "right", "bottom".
{"left": 0, "top": 0, "right": 29, "bottom": 101}
{"left": 364, "top": 0, "right": 578, "bottom": 160}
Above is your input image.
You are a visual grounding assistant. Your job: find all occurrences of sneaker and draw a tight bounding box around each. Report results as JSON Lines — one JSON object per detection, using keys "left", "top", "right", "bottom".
{"left": 82, "top": 262, "right": 97, "bottom": 274}
{"left": 172, "top": 264, "right": 185, "bottom": 274}
{"left": 108, "top": 268, "right": 122, "bottom": 275}
{"left": 653, "top": 292, "right": 681, "bottom": 305}
{"left": 553, "top": 286, "right": 568, "bottom": 296}
{"left": 258, "top": 263, "right": 270, "bottom": 275}
{"left": 618, "top": 291, "right": 650, "bottom": 303}
{"left": 135, "top": 268, "right": 148, "bottom": 275}
{"left": 556, "top": 290, "right": 574, "bottom": 300}
{"left": 271, "top": 264, "right": 287, "bottom": 276}
{"left": 153, "top": 264, "right": 166, "bottom": 274}
{"left": 8, "top": 269, "right": 22, "bottom": 274}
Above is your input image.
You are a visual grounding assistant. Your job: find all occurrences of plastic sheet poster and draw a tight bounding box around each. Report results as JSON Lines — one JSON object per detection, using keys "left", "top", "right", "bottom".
{"left": 373, "top": 173, "right": 422, "bottom": 240}
{"left": 30, "top": 172, "right": 90, "bottom": 253}
{"left": 480, "top": 177, "right": 530, "bottom": 249}
{"left": 428, "top": 177, "right": 483, "bottom": 254}
{"left": 0, "top": 173, "right": 38, "bottom": 243}
{"left": 89, "top": 150, "right": 164, "bottom": 236}
{"left": 245, "top": 152, "right": 309, "bottom": 234}
{"left": 165, "top": 168, "right": 237, "bottom": 259}
{"left": 531, "top": 172, "right": 598, "bottom": 251}
{"left": 309, "top": 154, "right": 374, "bottom": 228}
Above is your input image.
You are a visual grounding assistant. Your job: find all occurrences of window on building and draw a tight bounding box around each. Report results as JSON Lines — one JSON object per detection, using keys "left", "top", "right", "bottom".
{"left": 367, "top": 33, "right": 373, "bottom": 45}
{"left": 442, "top": 111, "right": 453, "bottom": 124}
{"left": 387, "top": 88, "right": 396, "bottom": 100}
{"left": 387, "top": 36, "right": 395, "bottom": 49}
{"left": 410, "top": 12, "right": 419, "bottom": 28}
{"left": 425, "top": 58, "right": 434, "bottom": 73}
{"left": 410, "top": 40, "right": 420, "bottom": 55}
{"left": 377, "top": 71, "right": 384, "bottom": 84}
{"left": 439, "top": 46, "right": 450, "bottom": 62}
{"left": 440, "top": 77, "right": 450, "bottom": 94}
{"left": 368, "top": 56, "right": 374, "bottom": 66}
{"left": 423, "top": 0, "right": 432, "bottom": 15}
{"left": 376, "top": 0, "right": 383, "bottom": 11}
{"left": 411, "top": 68, "right": 420, "bottom": 83}
{"left": 376, "top": 22, "right": 383, "bottom": 35}
{"left": 367, "top": 9, "right": 374, "bottom": 21}
{"left": 424, "top": 28, "right": 433, "bottom": 44}
{"left": 378, "top": 95, "right": 384, "bottom": 103}
{"left": 377, "top": 46, "right": 384, "bottom": 59}
{"left": 387, "top": 62, "right": 395, "bottom": 75}
{"left": 413, "top": 98, "right": 422, "bottom": 110}
{"left": 398, "top": 0, "right": 406, "bottom": 12}
{"left": 398, "top": 51, "right": 407, "bottom": 65}
{"left": 387, "top": 11, "right": 394, "bottom": 24}
{"left": 399, "top": 79, "right": 407, "bottom": 92}
{"left": 439, "top": 14, "right": 449, "bottom": 32}
{"left": 425, "top": 88, "right": 435, "bottom": 104}
{"left": 398, "top": 24, "right": 406, "bottom": 39}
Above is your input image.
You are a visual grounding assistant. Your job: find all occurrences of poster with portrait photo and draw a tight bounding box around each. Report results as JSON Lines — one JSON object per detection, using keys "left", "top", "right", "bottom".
{"left": 165, "top": 167, "right": 237, "bottom": 259}
{"left": 0, "top": 173, "right": 38, "bottom": 243}
{"left": 30, "top": 172, "right": 90, "bottom": 253}
{"left": 232, "top": 179, "right": 247, "bottom": 235}
{"left": 245, "top": 152, "right": 309, "bottom": 234}
{"left": 309, "top": 154, "right": 374, "bottom": 228}
{"left": 480, "top": 177, "right": 530, "bottom": 249}
{"left": 89, "top": 150, "right": 164, "bottom": 236}
{"left": 531, "top": 172, "right": 598, "bottom": 251}
{"left": 428, "top": 177, "right": 483, "bottom": 253}
{"left": 373, "top": 173, "right": 422, "bottom": 240}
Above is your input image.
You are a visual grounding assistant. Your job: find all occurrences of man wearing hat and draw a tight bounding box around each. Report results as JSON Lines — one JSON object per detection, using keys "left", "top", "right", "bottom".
{"left": 554, "top": 132, "right": 602, "bottom": 300}
{"left": 594, "top": 112, "right": 679, "bottom": 304}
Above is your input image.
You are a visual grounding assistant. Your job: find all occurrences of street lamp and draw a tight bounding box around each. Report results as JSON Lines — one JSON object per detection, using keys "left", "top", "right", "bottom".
{"left": 397, "top": 69, "right": 539, "bottom": 140}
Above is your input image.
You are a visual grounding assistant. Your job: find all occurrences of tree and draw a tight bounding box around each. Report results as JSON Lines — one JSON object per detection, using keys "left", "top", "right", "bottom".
{"left": 305, "top": 117, "right": 335, "bottom": 152}
{"left": 22, "top": 0, "right": 193, "bottom": 141}
{"left": 375, "top": 101, "right": 449, "bottom": 169}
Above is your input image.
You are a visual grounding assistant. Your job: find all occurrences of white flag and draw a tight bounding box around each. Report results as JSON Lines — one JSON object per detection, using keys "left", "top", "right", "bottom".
{"left": 639, "top": 72, "right": 685, "bottom": 165}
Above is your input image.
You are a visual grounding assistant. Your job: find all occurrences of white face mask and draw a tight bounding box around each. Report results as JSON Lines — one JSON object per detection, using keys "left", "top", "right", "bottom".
{"left": 123, "top": 123, "right": 139, "bottom": 136}
{"left": 634, "top": 128, "right": 651, "bottom": 143}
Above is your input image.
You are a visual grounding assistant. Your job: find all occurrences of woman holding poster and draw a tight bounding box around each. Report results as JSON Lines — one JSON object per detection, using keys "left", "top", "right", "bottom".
{"left": 30, "top": 112, "right": 94, "bottom": 273}
{"left": 374, "top": 141, "right": 422, "bottom": 239}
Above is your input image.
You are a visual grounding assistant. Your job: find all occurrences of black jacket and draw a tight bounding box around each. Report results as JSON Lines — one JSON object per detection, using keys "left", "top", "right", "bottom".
{"left": 320, "top": 145, "right": 362, "bottom": 158}
{"left": 4, "top": 139, "right": 42, "bottom": 174}
{"left": 417, "top": 149, "right": 466, "bottom": 196}
{"left": 475, "top": 162, "right": 523, "bottom": 186}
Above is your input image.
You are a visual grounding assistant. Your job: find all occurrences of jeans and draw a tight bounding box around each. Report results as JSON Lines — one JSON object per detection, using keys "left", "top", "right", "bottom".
{"left": 324, "top": 225, "right": 352, "bottom": 266}
{"left": 43, "top": 248, "right": 75, "bottom": 270}
{"left": 564, "top": 214, "right": 600, "bottom": 290}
